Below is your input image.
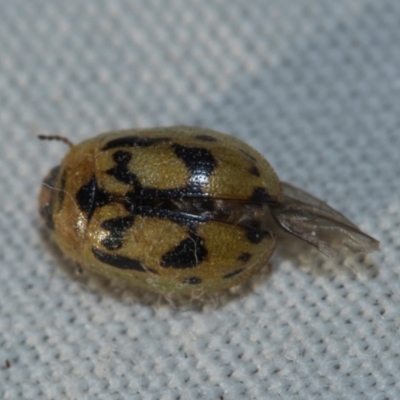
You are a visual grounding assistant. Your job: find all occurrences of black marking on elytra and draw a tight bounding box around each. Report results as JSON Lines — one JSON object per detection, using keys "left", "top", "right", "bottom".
{"left": 102, "top": 135, "right": 169, "bottom": 150}
{"left": 57, "top": 169, "right": 68, "bottom": 211}
{"left": 113, "top": 150, "right": 132, "bottom": 165}
{"left": 249, "top": 165, "right": 260, "bottom": 177}
{"left": 238, "top": 252, "right": 251, "bottom": 262}
{"left": 223, "top": 268, "right": 244, "bottom": 279}
{"left": 76, "top": 176, "right": 110, "bottom": 220}
{"left": 246, "top": 227, "right": 271, "bottom": 244}
{"left": 125, "top": 201, "right": 207, "bottom": 228}
{"left": 92, "top": 247, "right": 146, "bottom": 271}
{"left": 106, "top": 151, "right": 141, "bottom": 187}
{"left": 240, "top": 149, "right": 257, "bottom": 162}
{"left": 100, "top": 216, "right": 135, "bottom": 250}
{"left": 182, "top": 276, "right": 202, "bottom": 285}
{"left": 248, "top": 187, "right": 272, "bottom": 203}
{"left": 240, "top": 218, "right": 272, "bottom": 244}
{"left": 161, "top": 232, "right": 207, "bottom": 269}
{"left": 194, "top": 134, "right": 217, "bottom": 142}
{"left": 173, "top": 144, "right": 216, "bottom": 177}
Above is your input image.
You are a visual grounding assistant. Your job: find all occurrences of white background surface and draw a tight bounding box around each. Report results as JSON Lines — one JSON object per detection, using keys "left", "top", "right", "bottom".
{"left": 1, "top": 1, "right": 399, "bottom": 399}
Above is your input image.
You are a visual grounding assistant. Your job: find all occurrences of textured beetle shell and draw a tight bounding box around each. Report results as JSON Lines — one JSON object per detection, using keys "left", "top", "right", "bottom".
{"left": 40, "top": 126, "right": 282, "bottom": 293}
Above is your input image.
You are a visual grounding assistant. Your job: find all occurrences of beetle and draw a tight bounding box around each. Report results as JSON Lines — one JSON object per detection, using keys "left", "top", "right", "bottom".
{"left": 39, "top": 126, "right": 379, "bottom": 293}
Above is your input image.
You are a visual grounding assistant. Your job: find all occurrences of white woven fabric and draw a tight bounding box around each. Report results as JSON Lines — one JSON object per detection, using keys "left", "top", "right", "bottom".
{"left": 1, "top": 1, "right": 399, "bottom": 399}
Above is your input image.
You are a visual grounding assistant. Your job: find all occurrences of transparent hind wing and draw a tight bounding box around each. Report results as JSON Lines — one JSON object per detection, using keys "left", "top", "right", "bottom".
{"left": 270, "top": 182, "right": 380, "bottom": 258}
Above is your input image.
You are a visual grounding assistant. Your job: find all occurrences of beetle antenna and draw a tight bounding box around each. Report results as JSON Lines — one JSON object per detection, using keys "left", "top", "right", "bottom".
{"left": 38, "top": 135, "right": 74, "bottom": 148}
